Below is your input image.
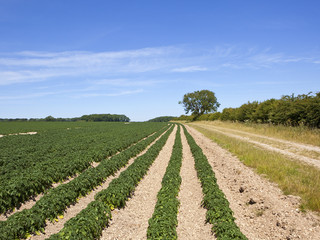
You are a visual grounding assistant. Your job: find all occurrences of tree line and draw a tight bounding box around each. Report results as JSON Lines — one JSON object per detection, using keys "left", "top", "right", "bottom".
{"left": 148, "top": 116, "right": 176, "bottom": 122}
{"left": 0, "top": 114, "right": 130, "bottom": 122}
{"left": 176, "top": 92, "right": 320, "bottom": 128}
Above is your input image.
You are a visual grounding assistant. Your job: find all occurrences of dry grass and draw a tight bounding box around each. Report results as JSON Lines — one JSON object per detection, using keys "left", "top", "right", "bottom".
{"left": 190, "top": 121, "right": 320, "bottom": 160}
{"left": 196, "top": 120, "right": 320, "bottom": 147}
{"left": 191, "top": 124, "right": 320, "bottom": 213}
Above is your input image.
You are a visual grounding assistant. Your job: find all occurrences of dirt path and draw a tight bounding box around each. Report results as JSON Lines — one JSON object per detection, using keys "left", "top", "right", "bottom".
{"left": 177, "top": 126, "right": 214, "bottom": 239}
{"left": 192, "top": 123, "right": 320, "bottom": 169}
{"left": 186, "top": 125, "right": 320, "bottom": 240}
{"left": 30, "top": 129, "right": 169, "bottom": 240}
{"left": 100, "top": 125, "right": 177, "bottom": 240}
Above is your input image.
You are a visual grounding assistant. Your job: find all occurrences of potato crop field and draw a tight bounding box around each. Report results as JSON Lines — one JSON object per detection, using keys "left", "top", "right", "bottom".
{"left": 0, "top": 122, "right": 319, "bottom": 240}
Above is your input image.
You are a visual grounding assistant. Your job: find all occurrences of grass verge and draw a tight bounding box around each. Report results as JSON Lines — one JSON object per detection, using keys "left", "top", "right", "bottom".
{"left": 191, "top": 125, "right": 320, "bottom": 213}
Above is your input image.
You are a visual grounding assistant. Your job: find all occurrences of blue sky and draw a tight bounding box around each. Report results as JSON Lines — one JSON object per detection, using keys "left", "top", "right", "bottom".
{"left": 0, "top": 0, "right": 319, "bottom": 121}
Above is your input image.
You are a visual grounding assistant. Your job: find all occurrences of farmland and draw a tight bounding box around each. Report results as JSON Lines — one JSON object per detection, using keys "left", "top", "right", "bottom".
{"left": 1, "top": 122, "right": 320, "bottom": 239}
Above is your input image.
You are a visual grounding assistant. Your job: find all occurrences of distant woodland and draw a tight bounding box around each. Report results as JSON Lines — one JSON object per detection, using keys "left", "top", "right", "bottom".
{"left": 148, "top": 116, "right": 176, "bottom": 122}
{"left": 0, "top": 114, "right": 130, "bottom": 122}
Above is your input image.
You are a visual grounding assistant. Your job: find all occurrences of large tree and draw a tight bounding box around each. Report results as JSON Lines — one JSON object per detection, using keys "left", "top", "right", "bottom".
{"left": 179, "top": 90, "right": 220, "bottom": 118}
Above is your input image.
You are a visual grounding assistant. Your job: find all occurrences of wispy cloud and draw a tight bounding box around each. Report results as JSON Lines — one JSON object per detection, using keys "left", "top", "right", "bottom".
{"left": 0, "top": 92, "right": 56, "bottom": 100}
{"left": 0, "top": 47, "right": 179, "bottom": 86}
{"left": 0, "top": 45, "right": 316, "bottom": 88}
{"left": 1, "top": 47, "right": 177, "bottom": 67}
{"left": 92, "top": 78, "right": 163, "bottom": 87}
{"left": 172, "top": 66, "right": 208, "bottom": 72}
{"left": 75, "top": 89, "right": 144, "bottom": 98}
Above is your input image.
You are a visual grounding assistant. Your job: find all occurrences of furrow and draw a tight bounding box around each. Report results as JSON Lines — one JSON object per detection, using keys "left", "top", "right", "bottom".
{"left": 100, "top": 125, "right": 177, "bottom": 239}
{"left": 176, "top": 126, "right": 213, "bottom": 239}
{"left": 47, "top": 125, "right": 174, "bottom": 240}
{"left": 0, "top": 125, "right": 170, "bottom": 240}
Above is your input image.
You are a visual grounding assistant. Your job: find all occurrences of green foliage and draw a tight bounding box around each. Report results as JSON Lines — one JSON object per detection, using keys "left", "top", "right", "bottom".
{"left": 182, "top": 126, "right": 247, "bottom": 240}
{"left": 197, "top": 112, "right": 222, "bottom": 121}
{"left": 44, "top": 115, "right": 55, "bottom": 121}
{"left": 0, "top": 123, "right": 169, "bottom": 239}
{"left": 94, "top": 125, "right": 174, "bottom": 208}
{"left": 50, "top": 125, "right": 174, "bottom": 240}
{"left": 147, "top": 126, "right": 182, "bottom": 239}
{"left": 79, "top": 114, "right": 130, "bottom": 122}
{"left": 179, "top": 90, "right": 220, "bottom": 118}
{"left": 176, "top": 92, "right": 320, "bottom": 128}
{"left": 48, "top": 201, "right": 111, "bottom": 240}
{"left": 148, "top": 116, "right": 176, "bottom": 122}
{"left": 220, "top": 92, "right": 320, "bottom": 128}
{"left": 0, "top": 113, "right": 130, "bottom": 122}
{"left": 172, "top": 114, "right": 194, "bottom": 122}
{"left": 0, "top": 122, "right": 166, "bottom": 215}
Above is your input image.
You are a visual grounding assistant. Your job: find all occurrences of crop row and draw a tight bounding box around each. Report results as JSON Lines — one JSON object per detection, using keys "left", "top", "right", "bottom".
{"left": 182, "top": 126, "right": 247, "bottom": 239}
{"left": 0, "top": 122, "right": 166, "bottom": 214}
{"left": 0, "top": 124, "right": 171, "bottom": 240}
{"left": 48, "top": 125, "right": 175, "bottom": 240}
{"left": 147, "top": 125, "right": 182, "bottom": 239}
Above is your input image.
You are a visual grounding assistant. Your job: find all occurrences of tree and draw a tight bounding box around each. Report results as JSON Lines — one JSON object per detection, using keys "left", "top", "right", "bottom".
{"left": 179, "top": 90, "right": 220, "bottom": 118}
{"left": 45, "top": 115, "right": 55, "bottom": 121}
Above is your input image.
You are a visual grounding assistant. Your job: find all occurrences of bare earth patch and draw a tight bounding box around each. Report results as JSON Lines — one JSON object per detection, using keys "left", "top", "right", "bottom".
{"left": 0, "top": 132, "right": 38, "bottom": 138}
{"left": 177, "top": 126, "right": 214, "bottom": 239}
{"left": 100, "top": 126, "right": 177, "bottom": 240}
{"left": 186, "top": 125, "right": 320, "bottom": 240}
